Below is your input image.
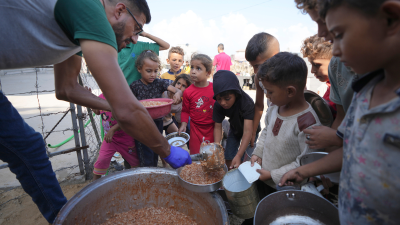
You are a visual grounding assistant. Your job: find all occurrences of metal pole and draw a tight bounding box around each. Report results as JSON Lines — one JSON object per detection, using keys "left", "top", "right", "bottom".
{"left": 70, "top": 103, "right": 84, "bottom": 175}
{"left": 77, "top": 104, "right": 90, "bottom": 180}
{"left": 78, "top": 74, "right": 101, "bottom": 148}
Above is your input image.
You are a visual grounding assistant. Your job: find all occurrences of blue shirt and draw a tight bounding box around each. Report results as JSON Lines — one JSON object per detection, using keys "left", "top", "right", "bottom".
{"left": 337, "top": 70, "right": 400, "bottom": 225}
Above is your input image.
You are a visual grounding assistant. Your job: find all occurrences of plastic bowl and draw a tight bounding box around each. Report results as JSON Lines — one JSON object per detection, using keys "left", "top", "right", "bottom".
{"left": 139, "top": 98, "right": 173, "bottom": 119}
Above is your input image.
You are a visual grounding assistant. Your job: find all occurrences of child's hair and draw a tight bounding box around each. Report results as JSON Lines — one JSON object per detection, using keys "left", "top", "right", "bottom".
{"left": 258, "top": 52, "right": 308, "bottom": 90}
{"left": 301, "top": 34, "right": 333, "bottom": 61}
{"left": 168, "top": 74, "right": 192, "bottom": 98}
{"left": 135, "top": 49, "right": 161, "bottom": 70}
{"left": 168, "top": 46, "right": 185, "bottom": 58}
{"left": 216, "top": 90, "right": 239, "bottom": 99}
{"left": 191, "top": 54, "right": 213, "bottom": 72}
{"left": 295, "top": 0, "right": 318, "bottom": 14}
{"left": 319, "top": 0, "right": 387, "bottom": 18}
{"left": 218, "top": 43, "right": 224, "bottom": 50}
{"left": 245, "top": 32, "right": 279, "bottom": 62}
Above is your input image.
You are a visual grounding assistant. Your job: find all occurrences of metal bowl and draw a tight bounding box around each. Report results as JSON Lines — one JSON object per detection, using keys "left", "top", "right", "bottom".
{"left": 254, "top": 190, "right": 339, "bottom": 225}
{"left": 177, "top": 161, "right": 228, "bottom": 193}
{"left": 165, "top": 132, "right": 190, "bottom": 147}
{"left": 53, "top": 168, "right": 229, "bottom": 225}
{"left": 300, "top": 152, "right": 341, "bottom": 184}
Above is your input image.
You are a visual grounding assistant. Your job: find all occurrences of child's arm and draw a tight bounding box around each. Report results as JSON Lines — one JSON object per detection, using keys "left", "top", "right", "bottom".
{"left": 140, "top": 32, "right": 170, "bottom": 51}
{"left": 104, "top": 123, "right": 121, "bottom": 143}
{"left": 167, "top": 85, "right": 182, "bottom": 104}
{"left": 231, "top": 119, "right": 253, "bottom": 169}
{"left": 214, "top": 123, "right": 223, "bottom": 144}
{"left": 179, "top": 91, "right": 190, "bottom": 135}
{"left": 269, "top": 125, "right": 320, "bottom": 185}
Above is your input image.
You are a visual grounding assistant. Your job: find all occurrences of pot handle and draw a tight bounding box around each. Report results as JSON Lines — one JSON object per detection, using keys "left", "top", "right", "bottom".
{"left": 275, "top": 184, "right": 301, "bottom": 191}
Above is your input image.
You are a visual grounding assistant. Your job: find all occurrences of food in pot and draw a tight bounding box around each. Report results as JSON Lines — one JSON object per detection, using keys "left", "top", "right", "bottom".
{"left": 180, "top": 163, "right": 225, "bottom": 185}
{"left": 140, "top": 101, "right": 169, "bottom": 107}
{"left": 101, "top": 207, "right": 197, "bottom": 225}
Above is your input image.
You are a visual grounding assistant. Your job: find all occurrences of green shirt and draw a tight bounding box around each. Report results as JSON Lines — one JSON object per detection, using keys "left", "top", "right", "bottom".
{"left": 55, "top": 0, "right": 117, "bottom": 51}
{"left": 118, "top": 42, "right": 160, "bottom": 85}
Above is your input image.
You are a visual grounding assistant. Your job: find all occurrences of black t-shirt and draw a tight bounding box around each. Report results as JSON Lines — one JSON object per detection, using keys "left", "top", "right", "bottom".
{"left": 213, "top": 92, "right": 259, "bottom": 138}
{"left": 130, "top": 79, "right": 170, "bottom": 100}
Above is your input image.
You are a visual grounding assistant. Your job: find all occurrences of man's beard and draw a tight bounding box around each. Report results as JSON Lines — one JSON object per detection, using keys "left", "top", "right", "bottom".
{"left": 112, "top": 20, "right": 131, "bottom": 52}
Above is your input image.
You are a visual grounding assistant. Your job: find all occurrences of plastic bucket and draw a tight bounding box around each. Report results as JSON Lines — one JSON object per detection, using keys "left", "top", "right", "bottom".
{"left": 222, "top": 169, "right": 260, "bottom": 219}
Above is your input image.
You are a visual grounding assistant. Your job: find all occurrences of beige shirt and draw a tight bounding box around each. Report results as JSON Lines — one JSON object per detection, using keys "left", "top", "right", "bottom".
{"left": 253, "top": 103, "right": 321, "bottom": 188}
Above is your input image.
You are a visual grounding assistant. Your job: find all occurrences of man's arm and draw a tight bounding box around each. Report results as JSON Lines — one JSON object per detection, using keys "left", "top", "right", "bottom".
{"left": 79, "top": 39, "right": 170, "bottom": 158}
{"left": 140, "top": 32, "right": 170, "bottom": 51}
{"left": 279, "top": 147, "right": 343, "bottom": 186}
{"left": 54, "top": 55, "right": 111, "bottom": 111}
{"left": 251, "top": 74, "right": 264, "bottom": 146}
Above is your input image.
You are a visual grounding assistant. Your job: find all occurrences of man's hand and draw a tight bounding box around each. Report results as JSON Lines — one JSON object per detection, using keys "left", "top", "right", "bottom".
{"left": 250, "top": 155, "right": 262, "bottom": 167}
{"left": 230, "top": 155, "right": 242, "bottom": 169}
{"left": 279, "top": 168, "right": 307, "bottom": 187}
{"left": 163, "top": 146, "right": 192, "bottom": 169}
{"left": 256, "top": 169, "right": 271, "bottom": 181}
{"left": 304, "top": 126, "right": 342, "bottom": 149}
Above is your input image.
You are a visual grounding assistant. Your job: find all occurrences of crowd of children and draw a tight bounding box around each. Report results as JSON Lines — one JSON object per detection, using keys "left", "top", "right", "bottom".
{"left": 91, "top": 0, "right": 400, "bottom": 224}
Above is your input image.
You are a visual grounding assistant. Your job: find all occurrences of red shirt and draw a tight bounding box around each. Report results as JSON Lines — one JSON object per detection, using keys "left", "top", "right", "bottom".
{"left": 181, "top": 83, "right": 215, "bottom": 125}
{"left": 323, "top": 81, "right": 337, "bottom": 119}
{"left": 213, "top": 52, "right": 232, "bottom": 71}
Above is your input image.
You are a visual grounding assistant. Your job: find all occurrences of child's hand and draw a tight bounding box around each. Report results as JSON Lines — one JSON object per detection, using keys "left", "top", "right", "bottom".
{"left": 104, "top": 130, "right": 115, "bottom": 143}
{"left": 172, "top": 93, "right": 181, "bottom": 104}
{"left": 256, "top": 169, "right": 271, "bottom": 181}
{"left": 250, "top": 155, "right": 262, "bottom": 167}
{"left": 230, "top": 155, "right": 242, "bottom": 169}
{"left": 178, "top": 125, "right": 186, "bottom": 135}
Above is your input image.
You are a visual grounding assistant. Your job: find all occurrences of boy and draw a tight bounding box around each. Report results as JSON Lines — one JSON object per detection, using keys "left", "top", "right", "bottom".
{"left": 118, "top": 31, "right": 170, "bottom": 85}
{"left": 251, "top": 52, "right": 321, "bottom": 188}
{"left": 294, "top": 0, "right": 358, "bottom": 150}
{"left": 160, "top": 46, "right": 186, "bottom": 81}
{"left": 281, "top": 0, "right": 400, "bottom": 224}
{"left": 244, "top": 32, "right": 280, "bottom": 147}
{"left": 301, "top": 34, "right": 337, "bottom": 120}
{"left": 212, "top": 70, "right": 261, "bottom": 169}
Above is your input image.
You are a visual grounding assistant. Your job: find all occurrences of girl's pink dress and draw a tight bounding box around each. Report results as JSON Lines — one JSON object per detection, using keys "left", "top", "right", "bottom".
{"left": 93, "top": 94, "right": 139, "bottom": 175}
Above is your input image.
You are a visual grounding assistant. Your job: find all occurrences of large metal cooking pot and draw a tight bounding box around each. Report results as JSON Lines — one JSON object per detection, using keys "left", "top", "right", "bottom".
{"left": 254, "top": 190, "right": 339, "bottom": 225}
{"left": 177, "top": 161, "right": 228, "bottom": 193}
{"left": 54, "top": 168, "right": 229, "bottom": 225}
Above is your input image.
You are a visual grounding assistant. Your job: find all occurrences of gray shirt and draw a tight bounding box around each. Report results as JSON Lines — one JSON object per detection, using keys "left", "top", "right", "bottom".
{"left": 328, "top": 57, "right": 359, "bottom": 112}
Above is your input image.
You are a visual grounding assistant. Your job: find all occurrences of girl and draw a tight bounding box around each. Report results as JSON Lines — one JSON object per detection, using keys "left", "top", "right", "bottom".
{"left": 130, "top": 50, "right": 182, "bottom": 167}
{"left": 93, "top": 94, "right": 139, "bottom": 180}
{"left": 179, "top": 54, "right": 215, "bottom": 154}
{"left": 162, "top": 74, "right": 192, "bottom": 134}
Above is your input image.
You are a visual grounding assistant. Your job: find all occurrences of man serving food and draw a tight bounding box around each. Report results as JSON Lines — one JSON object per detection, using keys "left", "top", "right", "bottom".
{"left": 0, "top": 0, "right": 191, "bottom": 223}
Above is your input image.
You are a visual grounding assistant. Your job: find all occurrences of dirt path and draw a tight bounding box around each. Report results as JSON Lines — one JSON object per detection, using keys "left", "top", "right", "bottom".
{"left": 0, "top": 181, "right": 90, "bottom": 225}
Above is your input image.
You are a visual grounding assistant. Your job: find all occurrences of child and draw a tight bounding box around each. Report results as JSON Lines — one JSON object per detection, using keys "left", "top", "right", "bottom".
{"left": 130, "top": 50, "right": 182, "bottom": 167}
{"left": 294, "top": 0, "right": 357, "bottom": 151}
{"left": 301, "top": 34, "right": 336, "bottom": 118}
{"left": 162, "top": 74, "right": 192, "bottom": 134}
{"left": 282, "top": 0, "right": 400, "bottom": 223}
{"left": 160, "top": 46, "right": 186, "bottom": 81}
{"left": 245, "top": 32, "right": 280, "bottom": 146}
{"left": 212, "top": 70, "right": 261, "bottom": 169}
{"left": 251, "top": 52, "right": 321, "bottom": 189}
{"left": 179, "top": 54, "right": 215, "bottom": 154}
{"left": 92, "top": 94, "right": 139, "bottom": 180}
